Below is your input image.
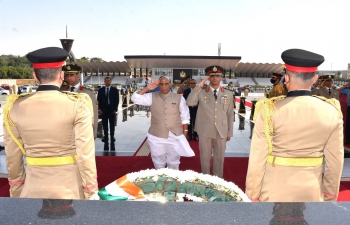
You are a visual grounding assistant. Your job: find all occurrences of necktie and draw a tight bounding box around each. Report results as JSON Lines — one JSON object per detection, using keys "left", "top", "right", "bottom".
{"left": 328, "top": 88, "right": 331, "bottom": 95}
{"left": 70, "top": 86, "right": 75, "bottom": 92}
{"left": 106, "top": 87, "right": 110, "bottom": 105}
{"left": 214, "top": 90, "right": 217, "bottom": 100}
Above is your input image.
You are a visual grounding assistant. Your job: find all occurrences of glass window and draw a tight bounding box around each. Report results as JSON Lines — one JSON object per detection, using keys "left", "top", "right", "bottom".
{"left": 154, "top": 69, "right": 173, "bottom": 76}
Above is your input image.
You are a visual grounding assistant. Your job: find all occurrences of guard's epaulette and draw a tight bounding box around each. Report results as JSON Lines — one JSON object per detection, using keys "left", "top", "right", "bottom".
{"left": 61, "top": 91, "right": 94, "bottom": 121}
{"left": 268, "top": 95, "right": 286, "bottom": 103}
{"left": 61, "top": 91, "right": 79, "bottom": 97}
{"left": 312, "top": 95, "right": 343, "bottom": 119}
{"left": 253, "top": 95, "right": 286, "bottom": 155}
{"left": 18, "top": 92, "right": 32, "bottom": 97}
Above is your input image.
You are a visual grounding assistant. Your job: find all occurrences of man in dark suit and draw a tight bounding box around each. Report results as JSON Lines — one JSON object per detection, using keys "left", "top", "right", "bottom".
{"left": 97, "top": 77, "right": 119, "bottom": 142}
{"left": 183, "top": 79, "right": 198, "bottom": 141}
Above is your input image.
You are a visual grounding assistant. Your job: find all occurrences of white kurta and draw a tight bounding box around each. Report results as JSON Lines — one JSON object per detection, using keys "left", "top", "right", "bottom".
{"left": 132, "top": 92, "right": 194, "bottom": 158}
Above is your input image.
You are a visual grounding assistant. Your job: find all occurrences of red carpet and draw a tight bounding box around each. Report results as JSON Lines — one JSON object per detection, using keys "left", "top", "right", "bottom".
{"left": 0, "top": 178, "right": 9, "bottom": 197}
{"left": 235, "top": 97, "right": 252, "bottom": 108}
{"left": 133, "top": 137, "right": 148, "bottom": 156}
{"left": 1, "top": 156, "right": 350, "bottom": 201}
{"left": 337, "top": 184, "right": 350, "bottom": 201}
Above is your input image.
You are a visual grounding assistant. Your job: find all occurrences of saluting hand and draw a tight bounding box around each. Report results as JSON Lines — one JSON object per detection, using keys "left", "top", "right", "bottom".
{"left": 146, "top": 80, "right": 160, "bottom": 91}
{"left": 319, "top": 80, "right": 325, "bottom": 88}
{"left": 198, "top": 76, "right": 210, "bottom": 88}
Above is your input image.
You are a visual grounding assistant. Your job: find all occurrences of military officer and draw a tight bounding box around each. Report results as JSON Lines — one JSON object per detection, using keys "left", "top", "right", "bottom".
{"left": 62, "top": 63, "right": 98, "bottom": 139}
{"left": 246, "top": 49, "right": 344, "bottom": 202}
{"left": 312, "top": 75, "right": 348, "bottom": 101}
{"left": 4, "top": 47, "right": 98, "bottom": 199}
{"left": 186, "top": 66, "right": 234, "bottom": 178}
{"left": 268, "top": 73, "right": 287, "bottom": 98}
{"left": 177, "top": 75, "right": 191, "bottom": 94}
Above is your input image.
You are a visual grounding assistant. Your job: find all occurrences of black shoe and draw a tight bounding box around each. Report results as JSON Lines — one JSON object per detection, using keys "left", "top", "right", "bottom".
{"left": 101, "top": 136, "right": 108, "bottom": 142}
{"left": 0, "top": 145, "right": 4, "bottom": 151}
{"left": 110, "top": 136, "right": 116, "bottom": 142}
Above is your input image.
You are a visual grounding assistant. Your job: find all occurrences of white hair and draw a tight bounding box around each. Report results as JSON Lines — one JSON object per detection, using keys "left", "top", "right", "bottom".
{"left": 159, "top": 76, "right": 171, "bottom": 82}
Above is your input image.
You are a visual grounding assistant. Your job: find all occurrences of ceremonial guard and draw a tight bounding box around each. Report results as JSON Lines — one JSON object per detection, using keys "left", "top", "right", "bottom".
{"left": 186, "top": 66, "right": 234, "bottom": 178}
{"left": 312, "top": 75, "right": 348, "bottom": 101}
{"left": 62, "top": 63, "right": 98, "bottom": 139}
{"left": 268, "top": 73, "right": 287, "bottom": 98}
{"left": 246, "top": 49, "right": 344, "bottom": 202}
{"left": 4, "top": 47, "right": 98, "bottom": 199}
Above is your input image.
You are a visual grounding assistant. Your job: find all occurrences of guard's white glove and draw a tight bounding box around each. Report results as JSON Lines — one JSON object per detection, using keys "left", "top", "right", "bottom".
{"left": 89, "top": 192, "right": 100, "bottom": 200}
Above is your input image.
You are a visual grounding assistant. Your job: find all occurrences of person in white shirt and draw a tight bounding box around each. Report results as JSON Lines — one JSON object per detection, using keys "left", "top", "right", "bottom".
{"left": 131, "top": 76, "right": 194, "bottom": 170}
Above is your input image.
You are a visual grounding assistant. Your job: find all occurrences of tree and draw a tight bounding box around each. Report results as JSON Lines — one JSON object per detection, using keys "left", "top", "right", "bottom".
{"left": 77, "top": 56, "right": 90, "bottom": 62}
{"left": 90, "top": 57, "right": 103, "bottom": 62}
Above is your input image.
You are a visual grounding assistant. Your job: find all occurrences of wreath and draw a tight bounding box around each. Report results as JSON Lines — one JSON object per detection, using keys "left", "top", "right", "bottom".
{"left": 98, "top": 168, "right": 250, "bottom": 202}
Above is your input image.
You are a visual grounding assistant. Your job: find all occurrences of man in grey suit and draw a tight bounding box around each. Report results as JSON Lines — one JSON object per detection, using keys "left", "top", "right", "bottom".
{"left": 62, "top": 63, "right": 98, "bottom": 139}
{"left": 186, "top": 65, "right": 234, "bottom": 178}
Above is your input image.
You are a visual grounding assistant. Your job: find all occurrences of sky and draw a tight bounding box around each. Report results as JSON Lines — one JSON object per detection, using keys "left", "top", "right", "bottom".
{"left": 0, "top": 0, "right": 349, "bottom": 70}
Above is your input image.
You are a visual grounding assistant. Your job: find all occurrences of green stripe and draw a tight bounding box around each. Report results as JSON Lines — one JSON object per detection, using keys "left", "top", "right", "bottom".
{"left": 98, "top": 187, "right": 128, "bottom": 201}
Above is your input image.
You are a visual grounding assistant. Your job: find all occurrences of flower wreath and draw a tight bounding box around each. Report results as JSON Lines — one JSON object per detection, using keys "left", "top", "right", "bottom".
{"left": 98, "top": 168, "right": 251, "bottom": 202}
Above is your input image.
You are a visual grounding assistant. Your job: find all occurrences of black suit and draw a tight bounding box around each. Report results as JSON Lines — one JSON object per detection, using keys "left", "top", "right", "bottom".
{"left": 97, "top": 86, "right": 119, "bottom": 138}
{"left": 183, "top": 88, "right": 198, "bottom": 139}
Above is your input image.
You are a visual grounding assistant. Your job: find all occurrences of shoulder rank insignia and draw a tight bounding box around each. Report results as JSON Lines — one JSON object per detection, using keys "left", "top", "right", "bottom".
{"left": 312, "top": 95, "right": 343, "bottom": 119}
{"left": 61, "top": 91, "right": 94, "bottom": 121}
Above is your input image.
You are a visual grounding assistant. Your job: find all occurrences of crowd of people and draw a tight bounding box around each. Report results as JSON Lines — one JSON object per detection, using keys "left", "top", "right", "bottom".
{"left": 1, "top": 46, "right": 345, "bottom": 203}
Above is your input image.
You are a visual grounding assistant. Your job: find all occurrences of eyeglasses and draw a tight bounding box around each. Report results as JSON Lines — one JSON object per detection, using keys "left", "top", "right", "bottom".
{"left": 190, "top": 82, "right": 196, "bottom": 84}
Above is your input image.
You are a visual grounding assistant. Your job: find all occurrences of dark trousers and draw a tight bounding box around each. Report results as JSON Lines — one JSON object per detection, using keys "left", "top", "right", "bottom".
{"left": 102, "top": 107, "right": 116, "bottom": 137}
{"left": 346, "top": 106, "right": 350, "bottom": 142}
{"left": 189, "top": 107, "right": 198, "bottom": 139}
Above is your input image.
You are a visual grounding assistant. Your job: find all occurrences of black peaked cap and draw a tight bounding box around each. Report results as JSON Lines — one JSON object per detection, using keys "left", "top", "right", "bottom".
{"left": 281, "top": 49, "right": 324, "bottom": 67}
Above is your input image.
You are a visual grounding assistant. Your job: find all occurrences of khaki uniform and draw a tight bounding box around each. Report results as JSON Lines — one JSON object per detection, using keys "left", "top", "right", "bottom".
{"left": 61, "top": 85, "right": 98, "bottom": 139}
{"left": 268, "top": 84, "right": 287, "bottom": 98}
{"left": 61, "top": 86, "right": 98, "bottom": 139}
{"left": 312, "top": 87, "right": 340, "bottom": 101}
{"left": 186, "top": 86, "right": 234, "bottom": 177}
{"left": 246, "top": 92, "right": 344, "bottom": 202}
{"left": 4, "top": 87, "right": 98, "bottom": 199}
